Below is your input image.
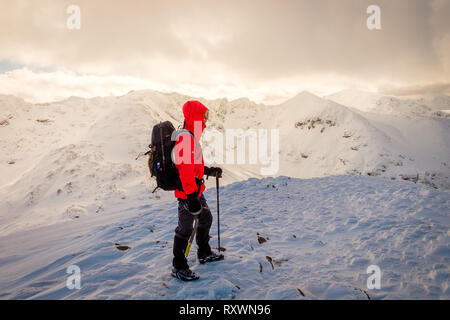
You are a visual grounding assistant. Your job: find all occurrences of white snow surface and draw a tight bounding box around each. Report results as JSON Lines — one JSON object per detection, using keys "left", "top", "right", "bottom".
{"left": 0, "top": 88, "right": 449, "bottom": 299}
{"left": 0, "top": 175, "right": 448, "bottom": 299}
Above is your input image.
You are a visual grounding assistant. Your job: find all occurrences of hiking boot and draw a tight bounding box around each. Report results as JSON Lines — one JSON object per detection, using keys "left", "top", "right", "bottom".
{"left": 198, "top": 251, "right": 224, "bottom": 264}
{"left": 171, "top": 267, "right": 200, "bottom": 281}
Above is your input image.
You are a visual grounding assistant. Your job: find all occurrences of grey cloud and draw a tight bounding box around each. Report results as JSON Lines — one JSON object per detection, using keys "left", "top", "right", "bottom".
{"left": 0, "top": 0, "right": 448, "bottom": 89}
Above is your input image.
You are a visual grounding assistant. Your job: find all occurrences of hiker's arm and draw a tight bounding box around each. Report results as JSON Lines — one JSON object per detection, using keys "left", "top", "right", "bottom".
{"left": 176, "top": 135, "right": 199, "bottom": 195}
{"left": 178, "top": 163, "right": 198, "bottom": 195}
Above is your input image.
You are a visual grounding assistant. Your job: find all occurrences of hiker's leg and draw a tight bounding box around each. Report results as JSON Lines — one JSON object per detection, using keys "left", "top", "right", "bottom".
{"left": 173, "top": 198, "right": 194, "bottom": 270}
{"left": 196, "top": 195, "right": 213, "bottom": 258}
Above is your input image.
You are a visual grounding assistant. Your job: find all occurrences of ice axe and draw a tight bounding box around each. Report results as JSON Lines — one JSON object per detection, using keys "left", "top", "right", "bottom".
{"left": 185, "top": 172, "right": 224, "bottom": 257}
{"left": 184, "top": 216, "right": 199, "bottom": 258}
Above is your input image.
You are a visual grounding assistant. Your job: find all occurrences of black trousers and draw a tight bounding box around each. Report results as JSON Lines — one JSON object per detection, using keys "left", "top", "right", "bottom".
{"left": 173, "top": 194, "right": 213, "bottom": 269}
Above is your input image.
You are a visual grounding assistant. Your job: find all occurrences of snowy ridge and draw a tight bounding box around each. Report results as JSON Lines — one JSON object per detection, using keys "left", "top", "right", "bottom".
{"left": 0, "top": 176, "right": 448, "bottom": 299}
{"left": 326, "top": 88, "right": 436, "bottom": 117}
{"left": 413, "top": 93, "right": 450, "bottom": 112}
{"left": 274, "top": 91, "right": 450, "bottom": 188}
{"left": 1, "top": 89, "right": 450, "bottom": 236}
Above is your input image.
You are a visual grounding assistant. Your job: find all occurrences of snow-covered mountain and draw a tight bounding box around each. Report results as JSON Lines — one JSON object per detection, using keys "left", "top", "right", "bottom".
{"left": 326, "top": 88, "right": 438, "bottom": 117}
{"left": 273, "top": 90, "right": 449, "bottom": 188}
{"left": 413, "top": 93, "right": 450, "bottom": 112}
{"left": 0, "top": 88, "right": 449, "bottom": 299}
{"left": 1, "top": 89, "right": 449, "bottom": 236}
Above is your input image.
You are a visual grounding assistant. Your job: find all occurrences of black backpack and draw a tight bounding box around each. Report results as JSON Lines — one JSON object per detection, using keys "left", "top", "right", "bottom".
{"left": 147, "top": 121, "right": 182, "bottom": 192}
{"left": 143, "top": 121, "right": 200, "bottom": 193}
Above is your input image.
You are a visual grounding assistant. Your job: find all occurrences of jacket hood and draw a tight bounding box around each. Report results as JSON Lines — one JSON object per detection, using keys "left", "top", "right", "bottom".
{"left": 183, "top": 100, "right": 208, "bottom": 136}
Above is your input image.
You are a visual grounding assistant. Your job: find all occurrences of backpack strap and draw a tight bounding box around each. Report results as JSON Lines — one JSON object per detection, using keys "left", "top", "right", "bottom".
{"left": 174, "top": 129, "right": 200, "bottom": 149}
{"left": 172, "top": 129, "right": 202, "bottom": 178}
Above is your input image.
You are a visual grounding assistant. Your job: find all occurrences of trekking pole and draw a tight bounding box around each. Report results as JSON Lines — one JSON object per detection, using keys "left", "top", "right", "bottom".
{"left": 184, "top": 216, "right": 199, "bottom": 258}
{"left": 216, "top": 173, "right": 221, "bottom": 251}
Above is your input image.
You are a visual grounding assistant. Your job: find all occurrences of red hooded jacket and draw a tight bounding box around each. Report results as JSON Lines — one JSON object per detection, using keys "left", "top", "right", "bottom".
{"left": 173, "top": 101, "right": 208, "bottom": 199}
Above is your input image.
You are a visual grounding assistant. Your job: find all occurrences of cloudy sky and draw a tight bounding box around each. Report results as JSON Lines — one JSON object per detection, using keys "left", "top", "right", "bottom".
{"left": 0, "top": 0, "right": 449, "bottom": 103}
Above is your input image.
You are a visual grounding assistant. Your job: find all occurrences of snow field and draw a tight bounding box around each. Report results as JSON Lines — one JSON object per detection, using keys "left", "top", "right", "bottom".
{"left": 0, "top": 175, "right": 448, "bottom": 299}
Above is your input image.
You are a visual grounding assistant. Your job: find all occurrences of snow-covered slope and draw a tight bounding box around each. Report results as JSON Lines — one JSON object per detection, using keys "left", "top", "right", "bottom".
{"left": 1, "top": 89, "right": 450, "bottom": 236}
{"left": 277, "top": 91, "right": 450, "bottom": 187}
{"left": 273, "top": 91, "right": 393, "bottom": 178}
{"left": 413, "top": 93, "right": 450, "bottom": 112}
{"left": 0, "top": 176, "right": 448, "bottom": 299}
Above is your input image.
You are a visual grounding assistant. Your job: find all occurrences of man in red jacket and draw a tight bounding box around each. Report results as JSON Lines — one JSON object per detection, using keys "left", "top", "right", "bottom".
{"left": 171, "top": 100, "right": 223, "bottom": 281}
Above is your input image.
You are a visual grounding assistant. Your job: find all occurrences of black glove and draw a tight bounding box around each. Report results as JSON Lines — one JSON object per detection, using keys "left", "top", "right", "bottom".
{"left": 186, "top": 193, "right": 202, "bottom": 215}
{"left": 204, "top": 166, "right": 222, "bottom": 178}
